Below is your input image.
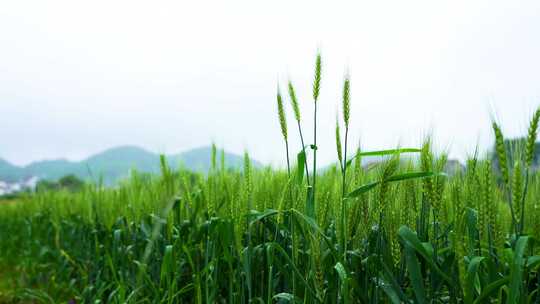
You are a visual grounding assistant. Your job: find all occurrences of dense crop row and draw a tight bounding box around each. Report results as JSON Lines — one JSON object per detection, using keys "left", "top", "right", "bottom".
{"left": 2, "top": 55, "right": 540, "bottom": 303}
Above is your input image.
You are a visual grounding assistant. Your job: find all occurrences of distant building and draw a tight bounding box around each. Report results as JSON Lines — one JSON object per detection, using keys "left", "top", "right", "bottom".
{"left": 0, "top": 176, "right": 40, "bottom": 196}
{"left": 0, "top": 181, "right": 8, "bottom": 196}
{"left": 23, "top": 176, "right": 39, "bottom": 189}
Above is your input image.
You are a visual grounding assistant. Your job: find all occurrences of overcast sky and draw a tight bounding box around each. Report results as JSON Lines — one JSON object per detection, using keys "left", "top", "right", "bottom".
{"left": 1, "top": 1, "right": 539, "bottom": 167}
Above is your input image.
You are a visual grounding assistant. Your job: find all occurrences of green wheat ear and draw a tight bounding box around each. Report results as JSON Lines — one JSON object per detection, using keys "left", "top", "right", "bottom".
{"left": 287, "top": 81, "right": 301, "bottom": 122}
{"left": 378, "top": 155, "right": 399, "bottom": 216}
{"left": 276, "top": 87, "right": 288, "bottom": 141}
{"left": 512, "top": 160, "right": 523, "bottom": 226}
{"left": 492, "top": 122, "right": 509, "bottom": 184}
{"left": 220, "top": 148, "right": 225, "bottom": 172}
{"left": 342, "top": 76, "right": 350, "bottom": 127}
{"left": 313, "top": 52, "right": 322, "bottom": 102}
{"left": 483, "top": 159, "right": 496, "bottom": 236}
{"left": 211, "top": 143, "right": 217, "bottom": 171}
{"left": 421, "top": 139, "right": 436, "bottom": 207}
{"left": 335, "top": 118, "right": 343, "bottom": 167}
{"left": 526, "top": 108, "right": 540, "bottom": 168}
{"left": 354, "top": 143, "right": 363, "bottom": 184}
{"left": 243, "top": 151, "right": 253, "bottom": 196}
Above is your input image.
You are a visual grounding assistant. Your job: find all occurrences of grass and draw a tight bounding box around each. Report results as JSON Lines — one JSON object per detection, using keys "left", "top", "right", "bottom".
{"left": 1, "top": 55, "right": 540, "bottom": 303}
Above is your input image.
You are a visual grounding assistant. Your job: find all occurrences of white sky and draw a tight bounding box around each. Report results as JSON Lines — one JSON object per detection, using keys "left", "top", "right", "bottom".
{"left": 1, "top": 0, "right": 539, "bottom": 167}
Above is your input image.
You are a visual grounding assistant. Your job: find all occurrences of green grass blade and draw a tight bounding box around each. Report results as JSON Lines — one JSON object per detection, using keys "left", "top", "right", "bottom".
{"left": 404, "top": 244, "right": 426, "bottom": 304}
{"left": 397, "top": 226, "right": 452, "bottom": 284}
{"left": 335, "top": 262, "right": 350, "bottom": 304}
{"left": 473, "top": 277, "right": 510, "bottom": 304}
{"left": 296, "top": 151, "right": 306, "bottom": 185}
{"left": 345, "top": 148, "right": 422, "bottom": 168}
{"left": 509, "top": 236, "right": 529, "bottom": 303}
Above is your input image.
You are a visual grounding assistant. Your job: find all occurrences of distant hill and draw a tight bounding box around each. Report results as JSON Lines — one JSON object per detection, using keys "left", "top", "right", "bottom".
{"left": 0, "top": 146, "right": 260, "bottom": 185}
{"left": 0, "top": 159, "right": 24, "bottom": 182}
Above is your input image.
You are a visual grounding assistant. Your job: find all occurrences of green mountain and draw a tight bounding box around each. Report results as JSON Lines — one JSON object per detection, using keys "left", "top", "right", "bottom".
{"left": 0, "top": 146, "right": 259, "bottom": 185}
{"left": 0, "top": 159, "right": 24, "bottom": 182}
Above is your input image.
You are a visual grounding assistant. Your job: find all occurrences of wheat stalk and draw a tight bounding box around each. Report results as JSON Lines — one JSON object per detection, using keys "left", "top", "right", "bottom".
{"left": 512, "top": 160, "right": 523, "bottom": 232}
{"left": 492, "top": 122, "right": 509, "bottom": 184}
{"left": 335, "top": 118, "right": 343, "bottom": 171}
{"left": 313, "top": 53, "right": 322, "bottom": 103}
{"left": 287, "top": 80, "right": 310, "bottom": 183}
{"left": 288, "top": 81, "right": 301, "bottom": 122}
{"left": 342, "top": 76, "right": 350, "bottom": 128}
{"left": 526, "top": 108, "right": 540, "bottom": 168}
{"left": 310, "top": 52, "right": 322, "bottom": 219}
{"left": 276, "top": 87, "right": 288, "bottom": 143}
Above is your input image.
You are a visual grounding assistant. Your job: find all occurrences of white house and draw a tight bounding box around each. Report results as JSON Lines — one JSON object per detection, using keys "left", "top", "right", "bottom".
{"left": 0, "top": 176, "right": 40, "bottom": 196}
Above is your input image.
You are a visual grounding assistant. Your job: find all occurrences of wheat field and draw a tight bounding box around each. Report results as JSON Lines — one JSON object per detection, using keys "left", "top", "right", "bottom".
{"left": 1, "top": 55, "right": 540, "bottom": 303}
